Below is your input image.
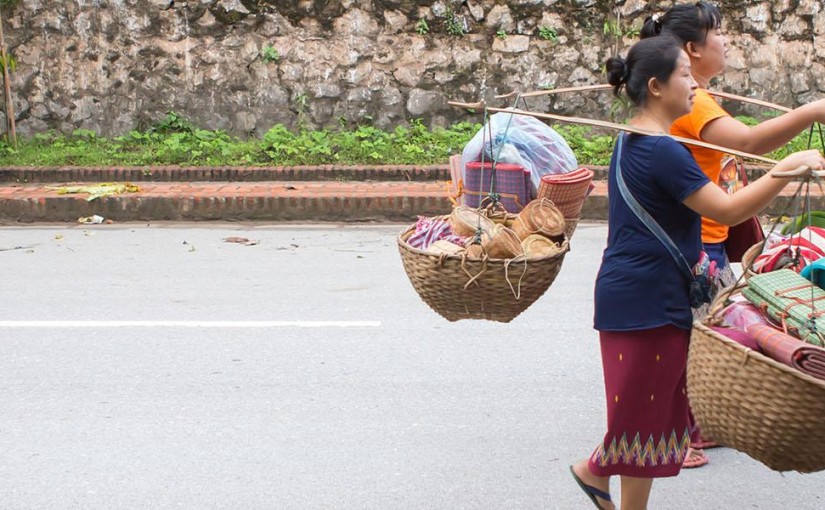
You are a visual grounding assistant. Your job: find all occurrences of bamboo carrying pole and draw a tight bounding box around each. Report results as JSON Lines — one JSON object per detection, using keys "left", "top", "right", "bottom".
{"left": 514, "top": 83, "right": 794, "bottom": 113}
{"left": 0, "top": 7, "right": 16, "bottom": 147}
{"left": 447, "top": 103, "right": 821, "bottom": 178}
{"left": 448, "top": 101, "right": 778, "bottom": 164}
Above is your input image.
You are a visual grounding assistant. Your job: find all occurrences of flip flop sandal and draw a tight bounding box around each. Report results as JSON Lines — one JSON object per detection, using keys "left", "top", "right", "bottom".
{"left": 570, "top": 465, "right": 612, "bottom": 510}
{"left": 682, "top": 447, "right": 710, "bottom": 469}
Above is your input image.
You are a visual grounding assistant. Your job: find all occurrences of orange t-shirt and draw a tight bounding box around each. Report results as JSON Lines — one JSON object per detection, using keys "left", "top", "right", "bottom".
{"left": 671, "top": 89, "right": 730, "bottom": 243}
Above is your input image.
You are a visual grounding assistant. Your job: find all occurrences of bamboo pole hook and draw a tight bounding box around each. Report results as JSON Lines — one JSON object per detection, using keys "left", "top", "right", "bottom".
{"left": 447, "top": 100, "right": 486, "bottom": 109}
{"left": 494, "top": 90, "right": 520, "bottom": 100}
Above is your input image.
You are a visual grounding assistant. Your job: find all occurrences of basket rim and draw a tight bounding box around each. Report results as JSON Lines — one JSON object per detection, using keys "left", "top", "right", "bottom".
{"left": 693, "top": 321, "right": 825, "bottom": 389}
{"left": 397, "top": 218, "right": 570, "bottom": 263}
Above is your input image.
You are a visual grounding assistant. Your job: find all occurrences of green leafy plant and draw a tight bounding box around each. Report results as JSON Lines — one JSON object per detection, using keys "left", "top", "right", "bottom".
{"left": 624, "top": 25, "right": 641, "bottom": 38}
{"left": 538, "top": 26, "right": 558, "bottom": 42}
{"left": 603, "top": 20, "right": 622, "bottom": 38}
{"left": 416, "top": 18, "right": 429, "bottom": 36}
{"left": 496, "top": 29, "right": 507, "bottom": 40}
{"left": 260, "top": 45, "right": 280, "bottom": 64}
{"left": 0, "top": 53, "right": 16, "bottom": 73}
{"left": 445, "top": 10, "right": 465, "bottom": 36}
{"left": 6, "top": 115, "right": 817, "bottom": 168}
{"left": 151, "top": 111, "right": 195, "bottom": 134}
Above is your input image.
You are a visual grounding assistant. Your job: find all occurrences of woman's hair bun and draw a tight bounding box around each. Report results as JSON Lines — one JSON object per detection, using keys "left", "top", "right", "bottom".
{"left": 640, "top": 15, "right": 663, "bottom": 38}
{"left": 605, "top": 56, "right": 627, "bottom": 88}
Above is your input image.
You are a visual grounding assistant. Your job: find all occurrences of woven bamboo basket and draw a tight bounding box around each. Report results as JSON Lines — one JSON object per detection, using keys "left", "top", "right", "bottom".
{"left": 689, "top": 281, "right": 825, "bottom": 472}
{"left": 564, "top": 217, "right": 580, "bottom": 239}
{"left": 739, "top": 240, "right": 764, "bottom": 280}
{"left": 397, "top": 215, "right": 570, "bottom": 322}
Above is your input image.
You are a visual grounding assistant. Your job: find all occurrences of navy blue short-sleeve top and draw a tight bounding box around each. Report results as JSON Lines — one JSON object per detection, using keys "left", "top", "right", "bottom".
{"left": 594, "top": 134, "right": 711, "bottom": 331}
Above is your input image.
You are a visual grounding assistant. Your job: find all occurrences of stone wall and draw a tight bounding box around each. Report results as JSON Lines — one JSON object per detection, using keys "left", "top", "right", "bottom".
{"left": 2, "top": 0, "right": 823, "bottom": 137}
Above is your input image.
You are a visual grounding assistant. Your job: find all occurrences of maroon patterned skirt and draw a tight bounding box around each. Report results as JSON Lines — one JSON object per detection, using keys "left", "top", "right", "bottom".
{"left": 588, "top": 325, "right": 693, "bottom": 478}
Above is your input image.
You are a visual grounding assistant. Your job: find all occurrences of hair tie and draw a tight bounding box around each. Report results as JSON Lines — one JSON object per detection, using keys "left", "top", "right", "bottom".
{"left": 651, "top": 13, "right": 662, "bottom": 27}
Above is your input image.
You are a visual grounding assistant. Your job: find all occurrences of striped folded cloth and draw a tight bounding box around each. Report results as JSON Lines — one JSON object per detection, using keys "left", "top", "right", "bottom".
{"left": 747, "top": 323, "right": 825, "bottom": 380}
{"left": 536, "top": 167, "right": 594, "bottom": 219}
{"left": 407, "top": 216, "right": 466, "bottom": 250}
{"left": 753, "top": 226, "right": 825, "bottom": 273}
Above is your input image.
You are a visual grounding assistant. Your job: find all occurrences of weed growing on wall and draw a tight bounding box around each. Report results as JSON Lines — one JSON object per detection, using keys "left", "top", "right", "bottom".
{"left": 538, "top": 26, "right": 558, "bottom": 42}
{"left": 260, "top": 45, "right": 280, "bottom": 63}
{"left": 444, "top": 10, "right": 465, "bottom": 36}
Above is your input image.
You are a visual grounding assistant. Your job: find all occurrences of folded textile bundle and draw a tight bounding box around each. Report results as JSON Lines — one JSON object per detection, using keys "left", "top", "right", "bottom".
{"left": 463, "top": 161, "right": 530, "bottom": 213}
{"left": 407, "top": 216, "right": 466, "bottom": 250}
{"left": 752, "top": 226, "right": 825, "bottom": 273}
{"left": 710, "top": 326, "right": 761, "bottom": 351}
{"left": 747, "top": 324, "right": 825, "bottom": 380}
{"left": 716, "top": 300, "right": 770, "bottom": 331}
{"left": 742, "top": 269, "right": 825, "bottom": 347}
{"left": 536, "top": 167, "right": 594, "bottom": 219}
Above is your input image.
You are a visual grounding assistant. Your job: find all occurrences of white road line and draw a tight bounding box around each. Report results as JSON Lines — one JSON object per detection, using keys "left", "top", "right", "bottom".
{"left": 0, "top": 320, "right": 381, "bottom": 328}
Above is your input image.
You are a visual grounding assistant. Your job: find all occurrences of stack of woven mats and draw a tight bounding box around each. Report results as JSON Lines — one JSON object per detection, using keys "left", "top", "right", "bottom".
{"left": 742, "top": 269, "right": 825, "bottom": 347}
{"left": 536, "top": 167, "right": 594, "bottom": 219}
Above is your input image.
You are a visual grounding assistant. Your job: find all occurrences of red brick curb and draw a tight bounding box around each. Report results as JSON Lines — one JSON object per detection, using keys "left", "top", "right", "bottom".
{"left": 0, "top": 163, "right": 774, "bottom": 184}
{"left": 0, "top": 164, "right": 451, "bottom": 183}
{"left": 1, "top": 179, "right": 819, "bottom": 223}
{"left": 0, "top": 161, "right": 808, "bottom": 223}
{"left": 0, "top": 181, "right": 454, "bottom": 222}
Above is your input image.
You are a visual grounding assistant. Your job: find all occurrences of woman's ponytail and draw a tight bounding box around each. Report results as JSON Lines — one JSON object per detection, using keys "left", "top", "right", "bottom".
{"left": 606, "top": 56, "right": 628, "bottom": 97}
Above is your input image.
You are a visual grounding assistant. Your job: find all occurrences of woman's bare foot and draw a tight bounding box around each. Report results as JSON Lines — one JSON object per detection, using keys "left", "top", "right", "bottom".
{"left": 571, "top": 460, "right": 615, "bottom": 510}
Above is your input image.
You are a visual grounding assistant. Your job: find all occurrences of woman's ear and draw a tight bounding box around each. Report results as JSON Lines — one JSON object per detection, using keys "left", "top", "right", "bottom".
{"left": 647, "top": 77, "right": 662, "bottom": 98}
{"left": 685, "top": 41, "right": 701, "bottom": 59}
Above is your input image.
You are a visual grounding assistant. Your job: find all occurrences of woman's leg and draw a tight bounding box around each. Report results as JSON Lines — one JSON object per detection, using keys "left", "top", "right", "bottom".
{"left": 571, "top": 458, "right": 615, "bottom": 509}
{"left": 619, "top": 476, "right": 654, "bottom": 510}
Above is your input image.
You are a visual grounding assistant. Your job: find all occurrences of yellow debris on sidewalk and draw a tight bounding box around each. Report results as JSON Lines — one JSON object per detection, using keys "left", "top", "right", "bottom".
{"left": 46, "top": 182, "right": 141, "bottom": 201}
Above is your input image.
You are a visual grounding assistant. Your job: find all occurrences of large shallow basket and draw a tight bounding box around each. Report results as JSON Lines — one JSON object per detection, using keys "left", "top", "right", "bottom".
{"left": 398, "top": 216, "right": 570, "bottom": 322}
{"left": 688, "top": 322, "right": 825, "bottom": 472}
{"left": 738, "top": 240, "right": 764, "bottom": 280}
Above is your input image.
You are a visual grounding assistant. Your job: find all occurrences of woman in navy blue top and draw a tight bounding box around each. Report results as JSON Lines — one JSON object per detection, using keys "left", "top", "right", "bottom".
{"left": 569, "top": 36, "right": 825, "bottom": 510}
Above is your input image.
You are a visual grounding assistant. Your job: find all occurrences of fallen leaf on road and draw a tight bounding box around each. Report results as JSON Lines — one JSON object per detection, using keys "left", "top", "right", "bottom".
{"left": 223, "top": 237, "right": 259, "bottom": 246}
{"left": 54, "top": 234, "right": 63, "bottom": 240}
{"left": 47, "top": 183, "right": 141, "bottom": 202}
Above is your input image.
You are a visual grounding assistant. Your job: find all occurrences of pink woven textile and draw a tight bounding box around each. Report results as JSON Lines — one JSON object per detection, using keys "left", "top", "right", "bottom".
{"left": 747, "top": 323, "right": 825, "bottom": 380}
{"left": 536, "top": 167, "right": 594, "bottom": 219}
{"left": 407, "top": 216, "right": 466, "bottom": 250}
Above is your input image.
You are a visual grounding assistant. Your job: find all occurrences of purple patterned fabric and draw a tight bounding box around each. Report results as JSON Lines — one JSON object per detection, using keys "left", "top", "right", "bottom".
{"left": 463, "top": 161, "right": 529, "bottom": 213}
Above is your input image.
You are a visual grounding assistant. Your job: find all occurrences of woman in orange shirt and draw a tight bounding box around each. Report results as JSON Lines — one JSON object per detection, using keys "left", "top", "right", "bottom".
{"left": 644, "top": 1, "right": 825, "bottom": 283}
{"left": 642, "top": 0, "right": 825, "bottom": 469}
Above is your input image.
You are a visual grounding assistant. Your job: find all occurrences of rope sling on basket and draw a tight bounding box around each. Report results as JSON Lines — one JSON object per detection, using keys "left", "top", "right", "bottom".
{"left": 690, "top": 122, "right": 825, "bottom": 473}
{"left": 397, "top": 98, "right": 571, "bottom": 323}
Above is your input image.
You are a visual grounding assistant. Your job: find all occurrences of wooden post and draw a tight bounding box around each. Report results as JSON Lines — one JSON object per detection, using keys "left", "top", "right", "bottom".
{"left": 0, "top": 7, "right": 16, "bottom": 147}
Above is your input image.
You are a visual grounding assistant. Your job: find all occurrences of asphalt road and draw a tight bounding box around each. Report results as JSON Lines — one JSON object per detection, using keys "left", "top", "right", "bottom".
{"left": 0, "top": 222, "right": 822, "bottom": 509}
